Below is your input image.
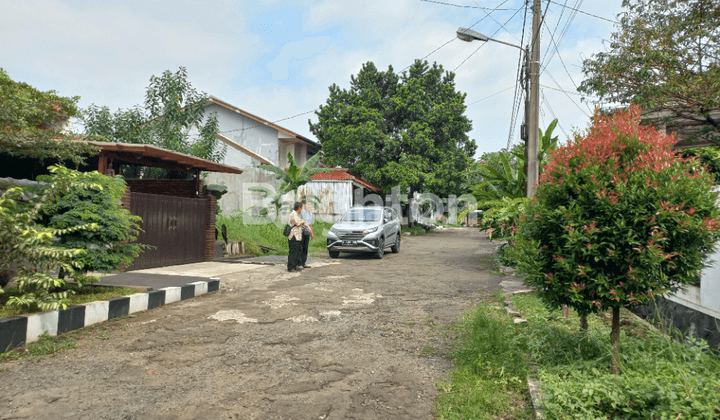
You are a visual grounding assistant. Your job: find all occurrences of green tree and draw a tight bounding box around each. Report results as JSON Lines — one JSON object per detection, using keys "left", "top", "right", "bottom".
{"left": 38, "top": 169, "right": 147, "bottom": 274}
{"left": 1, "top": 166, "right": 100, "bottom": 311}
{"left": 580, "top": 0, "right": 720, "bottom": 144}
{"left": 309, "top": 60, "right": 477, "bottom": 225}
{"left": 83, "top": 66, "right": 224, "bottom": 178}
{"left": 511, "top": 106, "right": 720, "bottom": 374}
{"left": 0, "top": 68, "right": 98, "bottom": 164}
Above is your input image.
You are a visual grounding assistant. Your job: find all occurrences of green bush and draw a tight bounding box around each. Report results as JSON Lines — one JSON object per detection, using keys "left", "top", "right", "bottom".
{"left": 0, "top": 166, "right": 99, "bottom": 311}
{"left": 39, "top": 168, "right": 146, "bottom": 274}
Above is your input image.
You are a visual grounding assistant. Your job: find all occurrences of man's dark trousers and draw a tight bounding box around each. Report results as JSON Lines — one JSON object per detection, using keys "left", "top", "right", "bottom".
{"left": 300, "top": 231, "right": 311, "bottom": 266}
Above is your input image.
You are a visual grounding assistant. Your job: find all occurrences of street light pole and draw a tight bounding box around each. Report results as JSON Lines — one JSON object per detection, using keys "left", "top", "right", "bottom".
{"left": 526, "top": 0, "right": 541, "bottom": 197}
{"left": 456, "top": 5, "right": 541, "bottom": 198}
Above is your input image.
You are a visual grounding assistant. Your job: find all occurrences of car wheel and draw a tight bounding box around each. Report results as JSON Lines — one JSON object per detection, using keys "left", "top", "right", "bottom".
{"left": 391, "top": 235, "right": 400, "bottom": 253}
{"left": 329, "top": 251, "right": 340, "bottom": 258}
{"left": 375, "top": 237, "right": 384, "bottom": 259}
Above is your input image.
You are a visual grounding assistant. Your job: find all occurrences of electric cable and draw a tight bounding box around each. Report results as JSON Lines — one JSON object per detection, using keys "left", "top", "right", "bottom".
{"left": 418, "top": 0, "right": 517, "bottom": 10}
{"left": 547, "top": 0, "right": 617, "bottom": 23}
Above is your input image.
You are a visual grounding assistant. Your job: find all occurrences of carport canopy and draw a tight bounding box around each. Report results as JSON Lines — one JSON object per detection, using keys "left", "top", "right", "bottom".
{"left": 76, "top": 140, "right": 244, "bottom": 175}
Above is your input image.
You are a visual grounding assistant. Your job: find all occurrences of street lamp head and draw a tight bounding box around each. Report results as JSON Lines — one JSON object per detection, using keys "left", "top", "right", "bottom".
{"left": 456, "top": 27, "right": 489, "bottom": 43}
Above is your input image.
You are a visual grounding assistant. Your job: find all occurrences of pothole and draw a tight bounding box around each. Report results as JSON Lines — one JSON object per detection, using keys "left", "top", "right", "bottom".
{"left": 263, "top": 294, "right": 300, "bottom": 309}
{"left": 209, "top": 310, "right": 258, "bottom": 324}
{"left": 285, "top": 315, "right": 319, "bottom": 323}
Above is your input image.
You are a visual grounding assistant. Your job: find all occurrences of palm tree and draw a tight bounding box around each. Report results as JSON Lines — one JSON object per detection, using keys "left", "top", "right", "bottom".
{"left": 249, "top": 152, "right": 331, "bottom": 219}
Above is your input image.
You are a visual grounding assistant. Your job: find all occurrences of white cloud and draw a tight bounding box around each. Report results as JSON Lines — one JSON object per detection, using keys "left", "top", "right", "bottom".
{"left": 267, "top": 36, "right": 332, "bottom": 80}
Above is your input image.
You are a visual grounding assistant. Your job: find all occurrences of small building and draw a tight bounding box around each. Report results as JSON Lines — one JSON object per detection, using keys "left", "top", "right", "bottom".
{"left": 284, "top": 168, "right": 382, "bottom": 222}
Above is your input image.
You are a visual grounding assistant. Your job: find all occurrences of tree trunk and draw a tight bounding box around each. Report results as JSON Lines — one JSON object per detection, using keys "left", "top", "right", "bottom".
{"left": 580, "top": 315, "right": 588, "bottom": 331}
{"left": 610, "top": 307, "right": 620, "bottom": 374}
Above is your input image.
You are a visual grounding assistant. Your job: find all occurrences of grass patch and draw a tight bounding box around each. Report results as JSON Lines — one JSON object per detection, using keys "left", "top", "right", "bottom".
{"left": 403, "top": 225, "right": 434, "bottom": 236}
{"left": 512, "top": 293, "right": 720, "bottom": 419}
{"left": 217, "top": 211, "right": 332, "bottom": 256}
{"left": 1, "top": 332, "right": 77, "bottom": 363}
{"left": 0, "top": 285, "right": 143, "bottom": 319}
{"left": 434, "top": 294, "right": 535, "bottom": 420}
{"left": 1, "top": 315, "right": 134, "bottom": 363}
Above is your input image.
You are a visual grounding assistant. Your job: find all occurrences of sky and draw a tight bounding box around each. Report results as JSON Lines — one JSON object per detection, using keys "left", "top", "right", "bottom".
{"left": 0, "top": 0, "right": 625, "bottom": 158}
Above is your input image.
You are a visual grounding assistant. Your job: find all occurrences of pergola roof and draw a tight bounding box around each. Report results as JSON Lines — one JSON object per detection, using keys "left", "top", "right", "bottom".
{"left": 78, "top": 140, "right": 244, "bottom": 174}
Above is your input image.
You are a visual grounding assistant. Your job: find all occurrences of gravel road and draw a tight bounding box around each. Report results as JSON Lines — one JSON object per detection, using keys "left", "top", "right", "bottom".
{"left": 0, "top": 228, "right": 503, "bottom": 420}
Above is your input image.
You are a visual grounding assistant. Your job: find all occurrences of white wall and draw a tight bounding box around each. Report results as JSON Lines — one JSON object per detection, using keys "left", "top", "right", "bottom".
{"left": 205, "top": 104, "right": 279, "bottom": 166}
{"left": 281, "top": 181, "right": 353, "bottom": 222}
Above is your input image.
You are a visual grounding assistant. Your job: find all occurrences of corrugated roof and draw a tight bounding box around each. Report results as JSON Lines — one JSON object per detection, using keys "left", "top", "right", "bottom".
{"left": 310, "top": 168, "right": 381, "bottom": 192}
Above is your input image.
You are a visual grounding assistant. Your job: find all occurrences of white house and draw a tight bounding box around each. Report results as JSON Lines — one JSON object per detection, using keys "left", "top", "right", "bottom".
{"left": 200, "top": 97, "right": 320, "bottom": 215}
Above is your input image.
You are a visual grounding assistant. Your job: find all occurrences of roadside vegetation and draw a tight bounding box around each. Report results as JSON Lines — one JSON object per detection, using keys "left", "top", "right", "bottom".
{"left": 217, "top": 211, "right": 333, "bottom": 256}
{"left": 435, "top": 292, "right": 720, "bottom": 419}
{"left": 1, "top": 313, "right": 140, "bottom": 363}
{"left": 434, "top": 293, "right": 534, "bottom": 420}
{"left": 0, "top": 285, "right": 142, "bottom": 319}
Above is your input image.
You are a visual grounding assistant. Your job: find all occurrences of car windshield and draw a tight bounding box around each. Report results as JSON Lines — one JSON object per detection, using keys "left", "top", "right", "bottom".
{"left": 340, "top": 208, "right": 382, "bottom": 222}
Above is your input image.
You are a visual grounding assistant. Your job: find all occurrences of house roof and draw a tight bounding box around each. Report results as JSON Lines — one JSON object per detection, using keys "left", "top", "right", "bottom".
{"left": 642, "top": 108, "right": 720, "bottom": 149}
{"left": 207, "top": 96, "right": 319, "bottom": 148}
{"left": 77, "top": 140, "right": 244, "bottom": 174}
{"left": 310, "top": 168, "right": 381, "bottom": 192}
{"left": 214, "top": 133, "right": 273, "bottom": 165}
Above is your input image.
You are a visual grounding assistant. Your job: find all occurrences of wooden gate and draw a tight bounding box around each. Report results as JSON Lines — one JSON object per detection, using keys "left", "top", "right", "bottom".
{"left": 129, "top": 192, "right": 207, "bottom": 270}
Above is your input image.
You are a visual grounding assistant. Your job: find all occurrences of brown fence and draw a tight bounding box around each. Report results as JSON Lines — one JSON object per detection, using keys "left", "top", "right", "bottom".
{"left": 129, "top": 192, "right": 207, "bottom": 270}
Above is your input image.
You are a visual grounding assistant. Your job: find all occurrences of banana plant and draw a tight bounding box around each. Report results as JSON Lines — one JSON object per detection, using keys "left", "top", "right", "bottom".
{"left": 253, "top": 152, "right": 331, "bottom": 218}
{"left": 469, "top": 119, "right": 558, "bottom": 202}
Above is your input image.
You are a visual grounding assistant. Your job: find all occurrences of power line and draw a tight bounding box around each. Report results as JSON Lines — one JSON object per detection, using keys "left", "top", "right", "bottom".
{"left": 218, "top": 109, "right": 317, "bottom": 135}
{"left": 542, "top": 92, "right": 569, "bottom": 138}
{"left": 467, "top": 85, "right": 516, "bottom": 106}
{"left": 418, "top": 0, "right": 517, "bottom": 10}
{"left": 547, "top": 0, "right": 617, "bottom": 23}
{"left": 402, "top": 0, "right": 511, "bottom": 72}
{"left": 454, "top": 2, "right": 524, "bottom": 71}
{"left": 507, "top": 1, "right": 529, "bottom": 149}
{"left": 540, "top": 0, "right": 568, "bottom": 69}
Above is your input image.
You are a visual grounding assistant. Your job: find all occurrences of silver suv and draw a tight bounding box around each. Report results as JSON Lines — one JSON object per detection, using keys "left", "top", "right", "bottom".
{"left": 326, "top": 206, "right": 401, "bottom": 259}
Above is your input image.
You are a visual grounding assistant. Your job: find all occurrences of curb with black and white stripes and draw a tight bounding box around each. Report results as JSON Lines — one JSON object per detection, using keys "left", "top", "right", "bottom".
{"left": 0, "top": 279, "right": 220, "bottom": 352}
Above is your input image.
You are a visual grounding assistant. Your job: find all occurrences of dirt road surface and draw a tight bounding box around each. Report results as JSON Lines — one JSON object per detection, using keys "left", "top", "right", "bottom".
{"left": 0, "top": 228, "right": 503, "bottom": 420}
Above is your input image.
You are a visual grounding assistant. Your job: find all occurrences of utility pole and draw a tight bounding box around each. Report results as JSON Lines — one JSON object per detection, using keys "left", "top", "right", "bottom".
{"left": 526, "top": 0, "right": 541, "bottom": 197}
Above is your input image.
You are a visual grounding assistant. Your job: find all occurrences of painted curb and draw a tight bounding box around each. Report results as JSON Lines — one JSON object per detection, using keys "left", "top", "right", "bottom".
{"left": 0, "top": 278, "right": 220, "bottom": 352}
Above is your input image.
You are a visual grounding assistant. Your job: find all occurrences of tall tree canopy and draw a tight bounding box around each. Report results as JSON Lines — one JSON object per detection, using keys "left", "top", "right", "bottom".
{"left": 0, "top": 68, "right": 97, "bottom": 164}
{"left": 309, "top": 60, "right": 477, "bottom": 200}
{"left": 580, "top": 0, "right": 720, "bottom": 143}
{"left": 83, "top": 66, "right": 224, "bottom": 178}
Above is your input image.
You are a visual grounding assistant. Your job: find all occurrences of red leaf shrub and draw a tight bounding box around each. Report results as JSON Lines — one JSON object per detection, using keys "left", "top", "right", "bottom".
{"left": 512, "top": 105, "right": 720, "bottom": 316}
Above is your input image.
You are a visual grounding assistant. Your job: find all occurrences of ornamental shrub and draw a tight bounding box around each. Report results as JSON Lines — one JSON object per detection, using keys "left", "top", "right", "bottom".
{"left": 511, "top": 105, "right": 720, "bottom": 373}
{"left": 0, "top": 166, "right": 99, "bottom": 311}
{"left": 38, "top": 167, "right": 146, "bottom": 274}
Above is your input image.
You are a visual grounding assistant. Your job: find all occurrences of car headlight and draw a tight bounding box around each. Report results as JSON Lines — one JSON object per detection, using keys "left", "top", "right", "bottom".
{"left": 330, "top": 226, "right": 339, "bottom": 234}
{"left": 363, "top": 226, "right": 378, "bottom": 235}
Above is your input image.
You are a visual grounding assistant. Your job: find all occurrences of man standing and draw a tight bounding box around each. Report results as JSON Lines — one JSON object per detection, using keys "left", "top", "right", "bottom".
{"left": 299, "top": 199, "right": 315, "bottom": 268}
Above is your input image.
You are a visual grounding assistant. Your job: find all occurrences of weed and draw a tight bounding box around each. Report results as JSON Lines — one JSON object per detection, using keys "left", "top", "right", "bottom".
{"left": 217, "top": 212, "right": 333, "bottom": 256}
{"left": 421, "top": 345, "right": 439, "bottom": 357}
{"left": 1, "top": 333, "right": 77, "bottom": 363}
{"left": 512, "top": 293, "right": 720, "bottom": 419}
{"left": 434, "top": 297, "right": 534, "bottom": 419}
{"left": 489, "top": 269, "right": 507, "bottom": 276}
